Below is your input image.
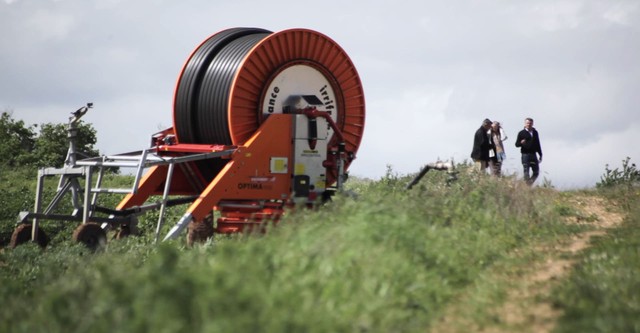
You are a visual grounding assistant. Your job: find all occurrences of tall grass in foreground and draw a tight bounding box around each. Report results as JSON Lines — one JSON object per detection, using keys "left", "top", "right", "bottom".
{"left": 0, "top": 167, "right": 579, "bottom": 332}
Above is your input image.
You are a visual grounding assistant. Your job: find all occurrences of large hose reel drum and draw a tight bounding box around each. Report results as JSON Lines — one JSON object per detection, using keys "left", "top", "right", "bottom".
{"left": 173, "top": 28, "right": 366, "bottom": 184}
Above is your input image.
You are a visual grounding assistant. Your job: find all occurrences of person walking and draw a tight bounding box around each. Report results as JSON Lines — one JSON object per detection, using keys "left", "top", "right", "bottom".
{"left": 515, "top": 117, "right": 542, "bottom": 185}
{"left": 489, "top": 121, "right": 508, "bottom": 176}
{"left": 471, "top": 118, "right": 494, "bottom": 173}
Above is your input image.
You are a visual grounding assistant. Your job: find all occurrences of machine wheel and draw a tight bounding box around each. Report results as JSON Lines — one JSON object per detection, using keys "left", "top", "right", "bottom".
{"left": 72, "top": 223, "right": 107, "bottom": 251}
{"left": 115, "top": 221, "right": 140, "bottom": 240}
{"left": 187, "top": 215, "right": 214, "bottom": 246}
{"left": 115, "top": 225, "right": 132, "bottom": 239}
{"left": 9, "top": 224, "right": 49, "bottom": 249}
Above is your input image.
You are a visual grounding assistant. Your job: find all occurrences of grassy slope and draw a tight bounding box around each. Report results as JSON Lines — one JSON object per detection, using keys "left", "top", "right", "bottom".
{"left": 552, "top": 187, "right": 640, "bottom": 333}
{"left": 0, "top": 167, "right": 636, "bottom": 332}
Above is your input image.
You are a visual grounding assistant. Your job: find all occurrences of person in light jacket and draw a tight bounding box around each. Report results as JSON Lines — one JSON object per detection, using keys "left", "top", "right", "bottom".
{"left": 489, "top": 121, "right": 508, "bottom": 176}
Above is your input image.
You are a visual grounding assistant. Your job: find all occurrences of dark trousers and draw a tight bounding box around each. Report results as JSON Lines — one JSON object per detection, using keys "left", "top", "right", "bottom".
{"left": 521, "top": 153, "right": 539, "bottom": 185}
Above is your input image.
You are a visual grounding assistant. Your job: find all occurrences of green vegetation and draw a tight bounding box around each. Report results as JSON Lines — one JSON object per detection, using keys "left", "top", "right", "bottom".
{"left": 552, "top": 209, "right": 640, "bottom": 333}
{"left": 0, "top": 110, "right": 110, "bottom": 246}
{"left": 551, "top": 158, "right": 640, "bottom": 333}
{"left": 597, "top": 156, "right": 640, "bottom": 189}
{"left": 1, "top": 114, "right": 638, "bottom": 333}
{"left": 0, "top": 110, "right": 99, "bottom": 168}
{"left": 0, "top": 162, "right": 583, "bottom": 333}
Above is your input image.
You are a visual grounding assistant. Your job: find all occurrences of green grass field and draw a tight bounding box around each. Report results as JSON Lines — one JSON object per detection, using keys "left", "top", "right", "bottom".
{"left": 0, "top": 163, "right": 638, "bottom": 333}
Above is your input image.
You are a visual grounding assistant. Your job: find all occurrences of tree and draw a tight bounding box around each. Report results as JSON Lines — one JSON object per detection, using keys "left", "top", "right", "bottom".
{"left": 0, "top": 111, "right": 37, "bottom": 167}
{"left": 0, "top": 110, "right": 100, "bottom": 169}
{"left": 31, "top": 122, "right": 99, "bottom": 168}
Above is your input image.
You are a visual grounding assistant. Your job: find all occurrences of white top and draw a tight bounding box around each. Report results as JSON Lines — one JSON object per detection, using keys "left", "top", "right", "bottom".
{"left": 500, "top": 128, "right": 508, "bottom": 141}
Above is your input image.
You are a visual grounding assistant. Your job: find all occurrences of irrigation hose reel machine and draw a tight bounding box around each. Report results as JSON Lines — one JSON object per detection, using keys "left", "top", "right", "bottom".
{"left": 15, "top": 27, "right": 366, "bottom": 247}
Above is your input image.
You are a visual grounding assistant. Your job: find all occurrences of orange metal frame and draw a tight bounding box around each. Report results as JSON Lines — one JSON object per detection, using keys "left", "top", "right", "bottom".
{"left": 116, "top": 114, "right": 296, "bottom": 234}
{"left": 118, "top": 28, "right": 365, "bottom": 238}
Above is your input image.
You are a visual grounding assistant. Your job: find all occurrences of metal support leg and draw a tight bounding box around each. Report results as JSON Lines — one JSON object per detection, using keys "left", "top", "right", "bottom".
{"left": 32, "top": 170, "right": 45, "bottom": 241}
{"left": 336, "top": 142, "right": 346, "bottom": 191}
{"left": 336, "top": 156, "right": 345, "bottom": 190}
{"left": 155, "top": 162, "right": 175, "bottom": 243}
{"left": 44, "top": 178, "right": 73, "bottom": 214}
{"left": 82, "top": 166, "right": 93, "bottom": 223}
{"left": 131, "top": 149, "right": 150, "bottom": 194}
{"left": 91, "top": 165, "right": 105, "bottom": 208}
{"left": 69, "top": 177, "right": 83, "bottom": 216}
{"left": 163, "top": 213, "right": 193, "bottom": 241}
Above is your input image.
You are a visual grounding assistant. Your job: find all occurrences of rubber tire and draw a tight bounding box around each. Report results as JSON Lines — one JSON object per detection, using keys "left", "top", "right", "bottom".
{"left": 9, "top": 224, "right": 49, "bottom": 249}
{"left": 72, "top": 222, "right": 107, "bottom": 251}
{"left": 115, "top": 226, "right": 131, "bottom": 239}
{"left": 187, "top": 215, "right": 214, "bottom": 246}
{"left": 115, "top": 223, "right": 139, "bottom": 240}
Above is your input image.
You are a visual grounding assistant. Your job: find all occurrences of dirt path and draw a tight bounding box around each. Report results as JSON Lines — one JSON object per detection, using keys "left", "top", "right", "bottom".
{"left": 431, "top": 194, "right": 625, "bottom": 333}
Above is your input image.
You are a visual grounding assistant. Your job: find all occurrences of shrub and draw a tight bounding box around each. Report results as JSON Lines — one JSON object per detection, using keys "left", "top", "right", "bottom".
{"left": 597, "top": 157, "right": 639, "bottom": 188}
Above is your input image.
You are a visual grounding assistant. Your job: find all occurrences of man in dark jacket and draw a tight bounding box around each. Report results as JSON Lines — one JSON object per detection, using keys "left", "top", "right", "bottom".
{"left": 470, "top": 118, "right": 493, "bottom": 172}
{"left": 515, "top": 117, "right": 543, "bottom": 185}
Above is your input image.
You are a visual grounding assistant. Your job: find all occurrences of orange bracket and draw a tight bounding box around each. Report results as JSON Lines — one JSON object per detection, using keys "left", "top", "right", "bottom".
{"left": 163, "top": 114, "right": 294, "bottom": 240}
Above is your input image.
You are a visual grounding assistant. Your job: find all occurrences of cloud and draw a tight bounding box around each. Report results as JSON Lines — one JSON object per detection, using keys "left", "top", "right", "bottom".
{"left": 544, "top": 122, "right": 640, "bottom": 188}
{"left": 1, "top": 0, "right": 638, "bottom": 190}
{"left": 25, "top": 9, "right": 76, "bottom": 40}
{"left": 603, "top": 3, "right": 639, "bottom": 25}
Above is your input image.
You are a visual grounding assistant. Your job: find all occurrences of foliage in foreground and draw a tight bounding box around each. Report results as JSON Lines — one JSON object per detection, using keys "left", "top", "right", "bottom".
{"left": 3, "top": 158, "right": 639, "bottom": 332}
{"left": 0, "top": 166, "right": 579, "bottom": 333}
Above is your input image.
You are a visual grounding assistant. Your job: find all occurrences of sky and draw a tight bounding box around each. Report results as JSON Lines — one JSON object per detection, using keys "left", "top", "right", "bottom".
{"left": 1, "top": 0, "right": 639, "bottom": 189}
